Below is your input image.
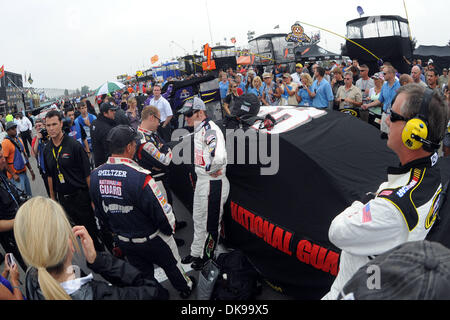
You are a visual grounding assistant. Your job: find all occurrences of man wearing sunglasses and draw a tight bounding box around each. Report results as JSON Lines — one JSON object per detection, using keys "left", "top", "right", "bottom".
{"left": 362, "top": 65, "right": 401, "bottom": 136}
{"left": 323, "top": 84, "right": 448, "bottom": 300}
{"left": 178, "top": 97, "right": 230, "bottom": 271}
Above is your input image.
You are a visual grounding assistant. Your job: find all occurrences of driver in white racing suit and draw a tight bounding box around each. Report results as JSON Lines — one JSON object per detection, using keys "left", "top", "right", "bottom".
{"left": 179, "top": 97, "right": 230, "bottom": 270}
{"left": 323, "top": 85, "right": 448, "bottom": 300}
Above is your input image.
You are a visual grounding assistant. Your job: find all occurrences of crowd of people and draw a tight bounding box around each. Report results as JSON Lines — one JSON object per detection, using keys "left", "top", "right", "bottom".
{"left": 0, "top": 55, "right": 449, "bottom": 301}
{"left": 0, "top": 76, "right": 230, "bottom": 300}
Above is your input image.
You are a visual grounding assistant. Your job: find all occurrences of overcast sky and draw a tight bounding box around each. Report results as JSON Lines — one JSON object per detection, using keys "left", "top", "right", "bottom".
{"left": 0, "top": 0, "right": 448, "bottom": 90}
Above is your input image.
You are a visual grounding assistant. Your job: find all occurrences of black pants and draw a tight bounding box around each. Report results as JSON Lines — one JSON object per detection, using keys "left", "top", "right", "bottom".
{"left": 0, "top": 230, "right": 27, "bottom": 271}
{"left": 39, "top": 170, "right": 50, "bottom": 197}
{"left": 58, "top": 189, "right": 105, "bottom": 252}
{"left": 19, "top": 130, "right": 32, "bottom": 157}
{"left": 119, "top": 234, "right": 190, "bottom": 293}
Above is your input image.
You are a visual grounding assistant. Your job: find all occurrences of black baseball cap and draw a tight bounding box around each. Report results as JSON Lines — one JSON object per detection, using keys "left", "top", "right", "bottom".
{"left": 339, "top": 240, "right": 450, "bottom": 300}
{"left": 106, "top": 125, "right": 139, "bottom": 150}
{"left": 100, "top": 102, "right": 118, "bottom": 114}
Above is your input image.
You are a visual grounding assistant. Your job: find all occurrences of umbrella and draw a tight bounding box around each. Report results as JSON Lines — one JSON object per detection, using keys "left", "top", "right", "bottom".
{"left": 94, "top": 81, "right": 125, "bottom": 96}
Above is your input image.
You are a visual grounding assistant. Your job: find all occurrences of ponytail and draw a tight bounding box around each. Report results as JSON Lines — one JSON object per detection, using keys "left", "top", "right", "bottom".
{"left": 38, "top": 267, "right": 72, "bottom": 300}
{"left": 13, "top": 197, "right": 80, "bottom": 300}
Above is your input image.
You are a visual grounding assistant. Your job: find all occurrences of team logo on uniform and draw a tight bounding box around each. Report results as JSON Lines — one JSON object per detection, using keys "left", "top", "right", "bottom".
{"left": 396, "top": 169, "right": 421, "bottom": 198}
{"left": 205, "top": 234, "right": 215, "bottom": 259}
{"left": 99, "top": 180, "right": 122, "bottom": 196}
{"left": 425, "top": 190, "right": 442, "bottom": 229}
{"left": 378, "top": 190, "right": 393, "bottom": 197}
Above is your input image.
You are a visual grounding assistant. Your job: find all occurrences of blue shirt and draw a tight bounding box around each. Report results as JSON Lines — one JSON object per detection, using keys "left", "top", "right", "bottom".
{"left": 76, "top": 113, "right": 97, "bottom": 150}
{"left": 378, "top": 80, "right": 401, "bottom": 112}
{"left": 297, "top": 87, "right": 313, "bottom": 106}
{"left": 219, "top": 80, "right": 229, "bottom": 99}
{"left": 247, "top": 87, "right": 263, "bottom": 98}
{"left": 311, "top": 79, "right": 334, "bottom": 108}
{"left": 237, "top": 82, "right": 246, "bottom": 92}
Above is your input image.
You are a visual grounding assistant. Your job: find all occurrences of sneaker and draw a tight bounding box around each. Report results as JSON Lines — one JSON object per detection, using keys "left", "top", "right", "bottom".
{"left": 175, "top": 238, "right": 185, "bottom": 247}
{"left": 181, "top": 255, "right": 196, "bottom": 264}
{"left": 191, "top": 257, "right": 207, "bottom": 271}
{"left": 175, "top": 220, "right": 188, "bottom": 231}
{"left": 179, "top": 276, "right": 197, "bottom": 299}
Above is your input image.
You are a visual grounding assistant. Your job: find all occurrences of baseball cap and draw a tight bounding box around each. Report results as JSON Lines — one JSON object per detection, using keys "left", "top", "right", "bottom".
{"left": 262, "top": 72, "right": 273, "bottom": 79}
{"left": 178, "top": 96, "right": 206, "bottom": 115}
{"left": 282, "top": 73, "right": 291, "bottom": 78}
{"left": 296, "top": 63, "right": 303, "bottom": 68}
{"left": 339, "top": 241, "right": 450, "bottom": 300}
{"left": 371, "top": 72, "right": 385, "bottom": 81}
{"left": 106, "top": 125, "right": 139, "bottom": 150}
{"left": 100, "top": 102, "right": 118, "bottom": 114}
{"left": 5, "top": 121, "right": 17, "bottom": 131}
{"left": 443, "top": 68, "right": 448, "bottom": 72}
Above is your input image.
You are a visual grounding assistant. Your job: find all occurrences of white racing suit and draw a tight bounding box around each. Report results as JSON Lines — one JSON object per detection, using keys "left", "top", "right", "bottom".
{"left": 190, "top": 119, "right": 230, "bottom": 260}
{"left": 323, "top": 153, "right": 442, "bottom": 300}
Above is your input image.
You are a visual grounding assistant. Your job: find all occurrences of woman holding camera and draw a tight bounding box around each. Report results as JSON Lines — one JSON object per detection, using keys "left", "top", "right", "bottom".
{"left": 14, "top": 197, "right": 169, "bottom": 300}
{"left": 296, "top": 73, "right": 314, "bottom": 107}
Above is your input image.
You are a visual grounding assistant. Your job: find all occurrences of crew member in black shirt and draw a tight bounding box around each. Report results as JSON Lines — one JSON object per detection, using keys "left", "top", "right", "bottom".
{"left": 90, "top": 102, "right": 118, "bottom": 167}
{"left": 43, "top": 110, "right": 104, "bottom": 251}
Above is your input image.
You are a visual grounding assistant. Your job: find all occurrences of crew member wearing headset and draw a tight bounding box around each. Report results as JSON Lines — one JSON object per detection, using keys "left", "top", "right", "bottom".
{"left": 323, "top": 85, "right": 448, "bottom": 300}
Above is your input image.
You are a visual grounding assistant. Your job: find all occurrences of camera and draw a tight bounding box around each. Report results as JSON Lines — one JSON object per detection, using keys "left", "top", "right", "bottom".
{"left": 17, "top": 188, "right": 31, "bottom": 206}
{"left": 62, "top": 117, "right": 72, "bottom": 135}
{"left": 39, "top": 128, "right": 49, "bottom": 142}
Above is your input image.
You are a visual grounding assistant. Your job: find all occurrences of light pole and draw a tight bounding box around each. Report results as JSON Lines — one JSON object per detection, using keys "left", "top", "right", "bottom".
{"left": 205, "top": 0, "right": 214, "bottom": 44}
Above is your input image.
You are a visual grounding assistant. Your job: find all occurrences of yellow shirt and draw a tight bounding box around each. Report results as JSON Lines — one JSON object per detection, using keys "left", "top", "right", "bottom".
{"left": 336, "top": 85, "right": 363, "bottom": 110}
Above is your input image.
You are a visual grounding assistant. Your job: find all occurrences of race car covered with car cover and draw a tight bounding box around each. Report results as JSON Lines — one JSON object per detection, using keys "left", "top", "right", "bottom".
{"left": 168, "top": 83, "right": 397, "bottom": 299}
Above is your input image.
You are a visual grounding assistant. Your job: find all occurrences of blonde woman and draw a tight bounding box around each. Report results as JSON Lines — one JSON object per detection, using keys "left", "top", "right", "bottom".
{"left": 280, "top": 73, "right": 299, "bottom": 106}
{"left": 296, "top": 73, "right": 314, "bottom": 106}
{"left": 14, "top": 197, "right": 168, "bottom": 300}
{"left": 247, "top": 76, "right": 263, "bottom": 105}
{"left": 126, "top": 97, "right": 140, "bottom": 129}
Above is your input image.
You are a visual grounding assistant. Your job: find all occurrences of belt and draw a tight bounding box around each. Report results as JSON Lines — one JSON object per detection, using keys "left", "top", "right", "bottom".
{"left": 58, "top": 188, "right": 87, "bottom": 200}
{"left": 117, "top": 231, "right": 159, "bottom": 244}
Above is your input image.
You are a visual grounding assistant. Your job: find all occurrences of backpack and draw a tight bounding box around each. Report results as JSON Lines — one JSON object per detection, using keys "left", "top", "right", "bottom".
{"left": 211, "top": 250, "right": 261, "bottom": 300}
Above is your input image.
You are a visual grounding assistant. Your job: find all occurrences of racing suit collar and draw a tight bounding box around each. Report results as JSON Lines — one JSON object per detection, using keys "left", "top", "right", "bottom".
{"left": 137, "top": 126, "right": 154, "bottom": 135}
{"left": 107, "top": 156, "right": 137, "bottom": 165}
{"left": 388, "top": 152, "right": 439, "bottom": 175}
{"left": 194, "top": 118, "right": 210, "bottom": 133}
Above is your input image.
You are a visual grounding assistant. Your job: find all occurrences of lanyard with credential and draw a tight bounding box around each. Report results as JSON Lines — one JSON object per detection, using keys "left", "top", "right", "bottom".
{"left": 52, "top": 146, "right": 65, "bottom": 184}
{"left": 0, "top": 174, "right": 19, "bottom": 208}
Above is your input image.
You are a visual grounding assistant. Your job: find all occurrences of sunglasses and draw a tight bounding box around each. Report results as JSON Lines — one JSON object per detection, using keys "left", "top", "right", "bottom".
{"left": 389, "top": 110, "right": 409, "bottom": 123}
{"left": 185, "top": 110, "right": 200, "bottom": 118}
